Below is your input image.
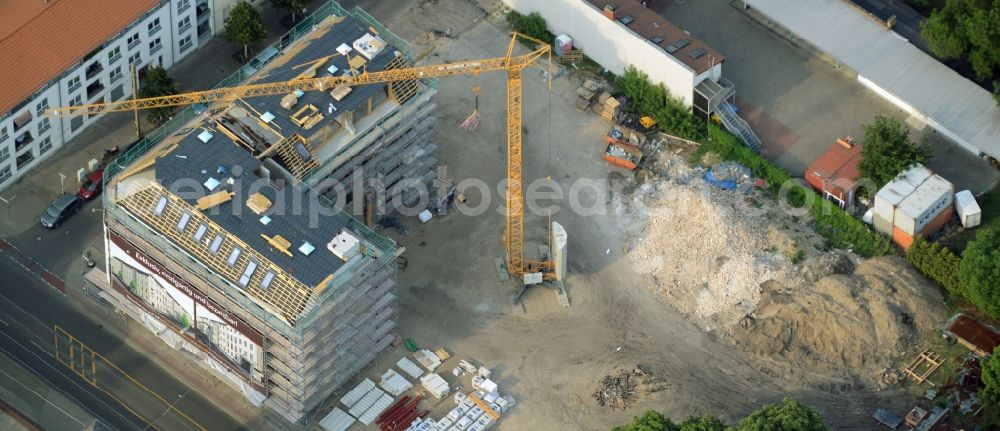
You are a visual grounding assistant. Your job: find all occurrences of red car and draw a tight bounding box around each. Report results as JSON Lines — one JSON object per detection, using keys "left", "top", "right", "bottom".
{"left": 77, "top": 169, "right": 104, "bottom": 201}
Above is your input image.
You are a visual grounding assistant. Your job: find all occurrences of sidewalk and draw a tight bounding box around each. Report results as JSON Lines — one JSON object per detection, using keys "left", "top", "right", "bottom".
{"left": 0, "top": 1, "right": 418, "bottom": 429}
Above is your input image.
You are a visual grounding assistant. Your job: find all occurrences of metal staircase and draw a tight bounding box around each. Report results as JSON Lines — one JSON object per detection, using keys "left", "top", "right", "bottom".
{"left": 717, "top": 102, "right": 762, "bottom": 153}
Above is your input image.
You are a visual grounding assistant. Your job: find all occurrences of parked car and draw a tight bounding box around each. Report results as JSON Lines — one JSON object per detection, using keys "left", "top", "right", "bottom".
{"left": 40, "top": 194, "right": 82, "bottom": 229}
{"left": 77, "top": 169, "right": 104, "bottom": 201}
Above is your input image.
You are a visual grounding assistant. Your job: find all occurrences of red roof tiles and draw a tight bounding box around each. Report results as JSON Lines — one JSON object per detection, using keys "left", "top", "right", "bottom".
{"left": 0, "top": 0, "right": 159, "bottom": 114}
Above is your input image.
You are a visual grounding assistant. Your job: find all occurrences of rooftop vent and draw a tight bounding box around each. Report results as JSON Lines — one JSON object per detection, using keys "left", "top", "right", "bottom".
{"left": 618, "top": 15, "right": 635, "bottom": 26}
{"left": 688, "top": 48, "right": 706, "bottom": 59}
{"left": 603, "top": 5, "right": 616, "bottom": 20}
{"left": 328, "top": 231, "right": 360, "bottom": 262}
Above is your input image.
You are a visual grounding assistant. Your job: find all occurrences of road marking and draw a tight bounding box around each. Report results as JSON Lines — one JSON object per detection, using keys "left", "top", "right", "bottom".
{"left": 0, "top": 367, "right": 85, "bottom": 426}
{"left": 0, "top": 333, "right": 141, "bottom": 429}
{"left": 0, "top": 316, "right": 8, "bottom": 326}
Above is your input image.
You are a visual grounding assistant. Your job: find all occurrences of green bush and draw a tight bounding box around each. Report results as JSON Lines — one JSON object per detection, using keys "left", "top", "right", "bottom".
{"left": 507, "top": 11, "right": 554, "bottom": 44}
{"left": 616, "top": 66, "right": 706, "bottom": 141}
{"left": 907, "top": 236, "right": 963, "bottom": 298}
{"left": 697, "top": 124, "right": 893, "bottom": 258}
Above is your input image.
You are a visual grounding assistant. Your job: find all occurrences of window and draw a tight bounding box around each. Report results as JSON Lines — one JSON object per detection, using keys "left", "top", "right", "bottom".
{"left": 227, "top": 247, "right": 242, "bottom": 266}
{"left": 239, "top": 260, "right": 259, "bottom": 287}
{"left": 178, "top": 16, "right": 191, "bottom": 33}
{"left": 129, "top": 52, "right": 142, "bottom": 65}
{"left": 127, "top": 33, "right": 140, "bottom": 49}
{"left": 0, "top": 167, "right": 10, "bottom": 184}
{"left": 35, "top": 99, "right": 49, "bottom": 117}
{"left": 176, "top": 212, "right": 191, "bottom": 231}
{"left": 193, "top": 223, "right": 207, "bottom": 241}
{"left": 178, "top": 0, "right": 190, "bottom": 12}
{"left": 0, "top": 147, "right": 9, "bottom": 163}
{"left": 109, "top": 67, "right": 124, "bottom": 83}
{"left": 179, "top": 36, "right": 193, "bottom": 53}
{"left": 70, "top": 95, "right": 82, "bottom": 107}
{"left": 0, "top": 126, "right": 7, "bottom": 143}
{"left": 107, "top": 46, "right": 122, "bottom": 63}
{"left": 209, "top": 234, "right": 223, "bottom": 253}
{"left": 261, "top": 271, "right": 275, "bottom": 289}
{"left": 37, "top": 117, "right": 51, "bottom": 134}
{"left": 39, "top": 137, "right": 53, "bottom": 155}
{"left": 153, "top": 196, "right": 168, "bottom": 215}
{"left": 67, "top": 76, "right": 82, "bottom": 92}
{"left": 147, "top": 17, "right": 161, "bottom": 35}
{"left": 148, "top": 38, "right": 162, "bottom": 54}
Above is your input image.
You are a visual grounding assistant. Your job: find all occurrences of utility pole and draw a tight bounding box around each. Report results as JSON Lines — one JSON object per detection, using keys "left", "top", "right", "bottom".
{"left": 131, "top": 64, "right": 141, "bottom": 138}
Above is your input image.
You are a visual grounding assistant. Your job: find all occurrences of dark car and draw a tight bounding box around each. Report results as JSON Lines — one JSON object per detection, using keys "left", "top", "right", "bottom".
{"left": 77, "top": 169, "right": 104, "bottom": 201}
{"left": 41, "top": 194, "right": 82, "bottom": 229}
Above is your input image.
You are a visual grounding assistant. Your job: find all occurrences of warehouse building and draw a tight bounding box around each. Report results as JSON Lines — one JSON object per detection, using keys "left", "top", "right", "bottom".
{"left": 0, "top": 0, "right": 232, "bottom": 190}
{"left": 84, "top": 9, "right": 438, "bottom": 423}
{"left": 745, "top": 0, "right": 1000, "bottom": 162}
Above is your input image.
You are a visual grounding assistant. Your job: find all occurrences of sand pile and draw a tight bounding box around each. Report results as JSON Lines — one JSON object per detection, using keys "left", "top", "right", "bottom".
{"left": 625, "top": 153, "right": 947, "bottom": 387}
{"left": 733, "top": 257, "right": 946, "bottom": 387}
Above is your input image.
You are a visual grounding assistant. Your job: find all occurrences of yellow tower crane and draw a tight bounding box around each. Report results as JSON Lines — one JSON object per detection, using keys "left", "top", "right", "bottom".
{"left": 48, "top": 32, "right": 555, "bottom": 284}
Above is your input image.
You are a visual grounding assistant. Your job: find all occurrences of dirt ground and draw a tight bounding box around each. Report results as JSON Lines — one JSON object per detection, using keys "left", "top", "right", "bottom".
{"left": 312, "top": 1, "right": 946, "bottom": 429}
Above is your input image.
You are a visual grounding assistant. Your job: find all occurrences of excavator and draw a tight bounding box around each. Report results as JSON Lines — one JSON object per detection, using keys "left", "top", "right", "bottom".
{"left": 48, "top": 32, "right": 561, "bottom": 291}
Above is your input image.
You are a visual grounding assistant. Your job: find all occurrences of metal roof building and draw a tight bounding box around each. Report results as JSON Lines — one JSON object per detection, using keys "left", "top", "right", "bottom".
{"left": 746, "top": 0, "right": 1000, "bottom": 160}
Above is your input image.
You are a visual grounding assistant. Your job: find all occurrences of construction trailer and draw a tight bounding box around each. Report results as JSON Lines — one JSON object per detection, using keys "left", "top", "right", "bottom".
{"left": 84, "top": 10, "right": 438, "bottom": 424}
{"left": 872, "top": 164, "right": 954, "bottom": 250}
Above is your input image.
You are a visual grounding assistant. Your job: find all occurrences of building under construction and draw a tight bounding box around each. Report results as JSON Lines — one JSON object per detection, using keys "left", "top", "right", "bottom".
{"left": 85, "top": 6, "right": 437, "bottom": 423}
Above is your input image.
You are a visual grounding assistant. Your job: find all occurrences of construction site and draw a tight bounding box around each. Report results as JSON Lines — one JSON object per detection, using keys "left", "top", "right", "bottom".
{"left": 53, "top": 0, "right": 980, "bottom": 429}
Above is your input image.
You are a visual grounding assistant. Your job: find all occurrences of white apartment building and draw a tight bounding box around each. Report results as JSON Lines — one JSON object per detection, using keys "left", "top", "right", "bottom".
{"left": 0, "top": 0, "right": 223, "bottom": 190}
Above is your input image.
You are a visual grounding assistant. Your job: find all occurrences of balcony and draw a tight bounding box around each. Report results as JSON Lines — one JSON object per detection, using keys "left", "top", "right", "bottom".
{"left": 12, "top": 111, "right": 32, "bottom": 132}
{"left": 14, "top": 132, "right": 33, "bottom": 153}
{"left": 86, "top": 81, "right": 106, "bottom": 101}
{"left": 15, "top": 151, "right": 35, "bottom": 169}
{"left": 85, "top": 61, "right": 103, "bottom": 80}
{"left": 196, "top": 0, "right": 209, "bottom": 18}
{"left": 197, "top": 21, "right": 211, "bottom": 42}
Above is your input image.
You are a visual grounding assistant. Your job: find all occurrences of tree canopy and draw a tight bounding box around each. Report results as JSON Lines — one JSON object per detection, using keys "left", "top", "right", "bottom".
{"left": 613, "top": 411, "right": 679, "bottom": 431}
{"left": 224, "top": 0, "right": 267, "bottom": 60}
{"left": 138, "top": 65, "right": 179, "bottom": 125}
{"left": 735, "top": 398, "right": 828, "bottom": 431}
{"left": 921, "top": 0, "right": 1000, "bottom": 81}
{"left": 983, "top": 346, "right": 1000, "bottom": 407}
{"left": 616, "top": 66, "right": 706, "bottom": 141}
{"left": 679, "top": 415, "right": 728, "bottom": 431}
{"left": 959, "top": 228, "right": 1000, "bottom": 317}
{"left": 270, "top": 0, "right": 310, "bottom": 23}
{"left": 857, "top": 116, "right": 932, "bottom": 190}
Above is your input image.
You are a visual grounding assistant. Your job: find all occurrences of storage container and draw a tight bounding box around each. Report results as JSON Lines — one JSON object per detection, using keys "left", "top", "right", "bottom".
{"left": 955, "top": 190, "right": 982, "bottom": 228}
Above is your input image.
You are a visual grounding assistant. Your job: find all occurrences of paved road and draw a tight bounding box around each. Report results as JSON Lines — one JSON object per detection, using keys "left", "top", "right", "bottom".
{"left": 848, "top": 0, "right": 932, "bottom": 55}
{"left": 0, "top": 256, "right": 249, "bottom": 430}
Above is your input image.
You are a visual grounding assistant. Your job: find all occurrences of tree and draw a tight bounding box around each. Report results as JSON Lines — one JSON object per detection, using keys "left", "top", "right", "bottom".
{"left": 735, "top": 398, "right": 827, "bottom": 431}
{"left": 612, "top": 411, "right": 679, "bottom": 431}
{"left": 983, "top": 346, "right": 1000, "bottom": 407}
{"left": 224, "top": 0, "right": 267, "bottom": 61}
{"left": 959, "top": 228, "right": 1000, "bottom": 317}
{"left": 270, "top": 0, "right": 310, "bottom": 24}
{"left": 857, "top": 116, "right": 932, "bottom": 190}
{"left": 921, "top": 0, "right": 1000, "bottom": 81}
{"left": 138, "top": 66, "right": 179, "bottom": 125}
{"left": 993, "top": 82, "right": 1000, "bottom": 108}
{"left": 679, "top": 415, "right": 727, "bottom": 431}
{"left": 906, "top": 237, "right": 963, "bottom": 298}
{"left": 179, "top": 313, "right": 191, "bottom": 329}
{"left": 507, "top": 11, "right": 553, "bottom": 44}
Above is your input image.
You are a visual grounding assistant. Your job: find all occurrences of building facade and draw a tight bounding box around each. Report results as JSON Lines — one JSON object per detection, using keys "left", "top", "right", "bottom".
{"left": 0, "top": 0, "right": 219, "bottom": 190}
{"left": 83, "top": 3, "right": 437, "bottom": 423}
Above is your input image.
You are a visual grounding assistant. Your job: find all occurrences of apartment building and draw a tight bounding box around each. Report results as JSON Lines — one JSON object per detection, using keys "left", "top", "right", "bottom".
{"left": 84, "top": 4, "right": 439, "bottom": 422}
{"left": 0, "top": 0, "right": 217, "bottom": 190}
